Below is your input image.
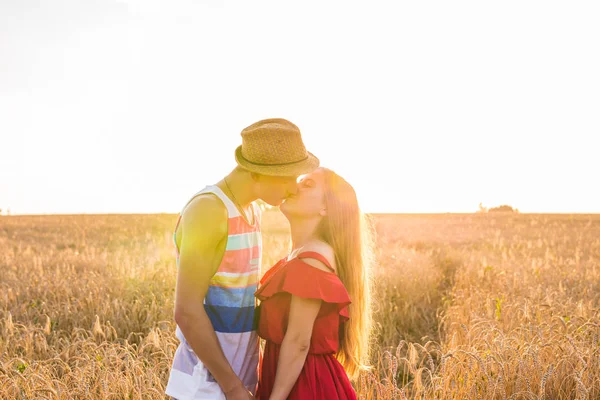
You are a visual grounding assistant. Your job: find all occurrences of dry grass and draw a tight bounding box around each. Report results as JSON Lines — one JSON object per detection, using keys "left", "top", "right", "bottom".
{"left": 1, "top": 212, "right": 599, "bottom": 399}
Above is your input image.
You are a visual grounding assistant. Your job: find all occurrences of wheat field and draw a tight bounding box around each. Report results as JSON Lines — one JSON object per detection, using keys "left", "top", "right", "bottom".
{"left": 1, "top": 211, "right": 599, "bottom": 399}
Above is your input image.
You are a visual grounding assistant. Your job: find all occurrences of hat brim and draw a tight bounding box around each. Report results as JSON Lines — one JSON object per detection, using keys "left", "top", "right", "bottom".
{"left": 235, "top": 145, "right": 320, "bottom": 177}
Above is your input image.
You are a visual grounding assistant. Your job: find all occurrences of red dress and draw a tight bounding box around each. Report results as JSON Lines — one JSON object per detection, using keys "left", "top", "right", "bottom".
{"left": 254, "top": 251, "right": 357, "bottom": 400}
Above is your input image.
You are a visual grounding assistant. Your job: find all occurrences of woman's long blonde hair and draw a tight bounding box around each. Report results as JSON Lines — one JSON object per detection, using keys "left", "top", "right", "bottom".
{"left": 315, "top": 168, "right": 375, "bottom": 381}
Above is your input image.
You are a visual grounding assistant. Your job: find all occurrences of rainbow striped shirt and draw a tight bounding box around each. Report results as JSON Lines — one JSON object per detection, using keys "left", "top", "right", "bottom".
{"left": 165, "top": 185, "right": 261, "bottom": 399}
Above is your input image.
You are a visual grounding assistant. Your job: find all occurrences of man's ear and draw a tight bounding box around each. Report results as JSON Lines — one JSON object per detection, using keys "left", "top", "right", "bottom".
{"left": 250, "top": 172, "right": 261, "bottom": 182}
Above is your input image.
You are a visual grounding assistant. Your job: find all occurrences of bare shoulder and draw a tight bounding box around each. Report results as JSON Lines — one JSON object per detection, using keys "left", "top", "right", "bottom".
{"left": 298, "top": 240, "right": 337, "bottom": 273}
{"left": 180, "top": 193, "right": 228, "bottom": 238}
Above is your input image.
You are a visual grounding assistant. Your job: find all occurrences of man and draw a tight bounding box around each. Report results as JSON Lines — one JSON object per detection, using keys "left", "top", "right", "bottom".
{"left": 165, "top": 118, "right": 319, "bottom": 399}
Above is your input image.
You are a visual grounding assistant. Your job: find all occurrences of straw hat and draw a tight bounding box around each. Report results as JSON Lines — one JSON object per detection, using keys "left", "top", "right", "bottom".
{"left": 235, "top": 118, "right": 320, "bottom": 176}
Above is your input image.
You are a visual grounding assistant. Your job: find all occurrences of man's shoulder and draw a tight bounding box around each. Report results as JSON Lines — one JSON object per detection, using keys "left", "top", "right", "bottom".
{"left": 181, "top": 193, "right": 228, "bottom": 232}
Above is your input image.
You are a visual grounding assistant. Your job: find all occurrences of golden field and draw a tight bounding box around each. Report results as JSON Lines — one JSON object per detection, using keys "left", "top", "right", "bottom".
{"left": 1, "top": 211, "right": 600, "bottom": 399}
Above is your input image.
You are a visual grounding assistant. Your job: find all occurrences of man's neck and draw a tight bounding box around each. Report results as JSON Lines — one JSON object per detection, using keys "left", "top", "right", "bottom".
{"left": 219, "top": 169, "right": 257, "bottom": 209}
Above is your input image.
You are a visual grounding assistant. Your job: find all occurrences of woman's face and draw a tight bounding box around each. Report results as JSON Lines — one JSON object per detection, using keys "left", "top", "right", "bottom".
{"left": 279, "top": 168, "right": 327, "bottom": 218}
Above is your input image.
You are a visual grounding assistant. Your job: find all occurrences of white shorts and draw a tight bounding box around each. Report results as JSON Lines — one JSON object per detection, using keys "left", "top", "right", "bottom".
{"left": 165, "top": 358, "right": 227, "bottom": 400}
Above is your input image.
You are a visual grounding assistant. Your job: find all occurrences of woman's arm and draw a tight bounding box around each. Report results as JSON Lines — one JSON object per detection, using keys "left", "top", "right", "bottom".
{"left": 268, "top": 295, "right": 322, "bottom": 400}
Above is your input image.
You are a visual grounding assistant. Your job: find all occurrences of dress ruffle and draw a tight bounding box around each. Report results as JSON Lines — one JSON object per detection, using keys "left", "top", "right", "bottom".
{"left": 255, "top": 256, "right": 351, "bottom": 320}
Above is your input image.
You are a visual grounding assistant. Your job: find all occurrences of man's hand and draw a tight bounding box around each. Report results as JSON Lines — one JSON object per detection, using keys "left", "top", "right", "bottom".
{"left": 224, "top": 383, "right": 254, "bottom": 400}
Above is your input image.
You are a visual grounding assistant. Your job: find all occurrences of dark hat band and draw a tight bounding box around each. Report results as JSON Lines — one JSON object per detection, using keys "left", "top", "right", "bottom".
{"left": 239, "top": 152, "right": 309, "bottom": 167}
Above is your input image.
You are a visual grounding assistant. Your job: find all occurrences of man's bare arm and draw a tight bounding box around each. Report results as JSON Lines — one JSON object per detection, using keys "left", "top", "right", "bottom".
{"left": 173, "top": 195, "right": 251, "bottom": 398}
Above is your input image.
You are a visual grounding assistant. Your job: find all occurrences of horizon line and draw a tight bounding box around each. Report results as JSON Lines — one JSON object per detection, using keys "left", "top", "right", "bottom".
{"left": 3, "top": 211, "right": 600, "bottom": 217}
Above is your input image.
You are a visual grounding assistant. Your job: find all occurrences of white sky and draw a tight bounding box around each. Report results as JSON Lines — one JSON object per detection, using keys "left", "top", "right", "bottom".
{"left": 1, "top": 0, "right": 599, "bottom": 214}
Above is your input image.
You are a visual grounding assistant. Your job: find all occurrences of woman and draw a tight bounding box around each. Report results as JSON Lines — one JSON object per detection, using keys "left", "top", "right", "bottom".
{"left": 254, "top": 167, "right": 374, "bottom": 400}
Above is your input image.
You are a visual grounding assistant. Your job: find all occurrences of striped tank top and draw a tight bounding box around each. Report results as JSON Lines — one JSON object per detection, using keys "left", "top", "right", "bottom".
{"left": 165, "top": 185, "right": 262, "bottom": 399}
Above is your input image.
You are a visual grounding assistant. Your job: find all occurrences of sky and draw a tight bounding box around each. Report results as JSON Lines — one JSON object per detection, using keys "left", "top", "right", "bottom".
{"left": 1, "top": 0, "right": 599, "bottom": 215}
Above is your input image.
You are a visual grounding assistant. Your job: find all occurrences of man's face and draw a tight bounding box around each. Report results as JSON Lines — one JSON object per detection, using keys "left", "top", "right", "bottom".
{"left": 254, "top": 174, "right": 299, "bottom": 207}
